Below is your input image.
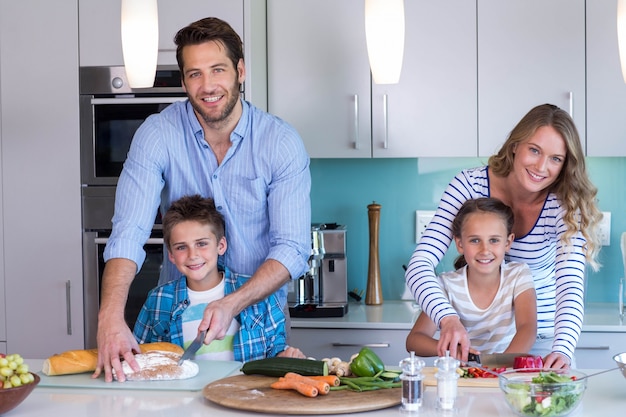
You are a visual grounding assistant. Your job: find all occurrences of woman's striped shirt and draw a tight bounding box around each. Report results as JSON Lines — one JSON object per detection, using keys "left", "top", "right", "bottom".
{"left": 405, "top": 166, "right": 587, "bottom": 361}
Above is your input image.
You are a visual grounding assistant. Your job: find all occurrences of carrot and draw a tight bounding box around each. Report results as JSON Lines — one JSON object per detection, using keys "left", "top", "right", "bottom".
{"left": 283, "top": 372, "right": 331, "bottom": 394}
{"left": 302, "top": 374, "right": 341, "bottom": 387}
{"left": 270, "top": 379, "right": 319, "bottom": 397}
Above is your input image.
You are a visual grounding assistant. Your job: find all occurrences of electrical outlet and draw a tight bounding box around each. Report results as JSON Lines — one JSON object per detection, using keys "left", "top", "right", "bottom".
{"left": 415, "top": 210, "right": 436, "bottom": 243}
{"left": 599, "top": 211, "right": 611, "bottom": 246}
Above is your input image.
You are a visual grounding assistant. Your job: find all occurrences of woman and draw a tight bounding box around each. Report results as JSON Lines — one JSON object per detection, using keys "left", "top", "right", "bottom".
{"left": 405, "top": 104, "right": 602, "bottom": 369}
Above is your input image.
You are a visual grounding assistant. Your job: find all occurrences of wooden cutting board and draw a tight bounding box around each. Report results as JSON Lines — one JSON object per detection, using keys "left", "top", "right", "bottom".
{"left": 203, "top": 374, "right": 401, "bottom": 415}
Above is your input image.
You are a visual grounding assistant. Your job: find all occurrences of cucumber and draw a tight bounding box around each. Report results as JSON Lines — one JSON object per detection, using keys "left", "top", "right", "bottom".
{"left": 240, "top": 357, "right": 328, "bottom": 377}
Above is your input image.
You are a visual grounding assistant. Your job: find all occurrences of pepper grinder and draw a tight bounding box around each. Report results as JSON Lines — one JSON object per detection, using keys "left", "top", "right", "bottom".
{"left": 366, "top": 201, "right": 383, "bottom": 305}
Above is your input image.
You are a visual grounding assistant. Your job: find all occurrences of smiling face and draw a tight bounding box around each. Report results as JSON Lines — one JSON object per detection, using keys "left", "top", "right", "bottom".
{"left": 454, "top": 211, "right": 513, "bottom": 280}
{"left": 167, "top": 220, "right": 227, "bottom": 291}
{"left": 511, "top": 125, "right": 567, "bottom": 194}
{"left": 180, "top": 41, "right": 245, "bottom": 129}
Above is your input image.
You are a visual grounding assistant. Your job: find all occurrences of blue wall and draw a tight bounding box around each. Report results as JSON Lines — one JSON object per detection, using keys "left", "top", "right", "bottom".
{"left": 310, "top": 157, "right": 626, "bottom": 304}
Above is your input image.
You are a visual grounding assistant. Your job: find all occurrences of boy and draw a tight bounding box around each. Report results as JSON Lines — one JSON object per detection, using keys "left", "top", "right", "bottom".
{"left": 133, "top": 195, "right": 304, "bottom": 361}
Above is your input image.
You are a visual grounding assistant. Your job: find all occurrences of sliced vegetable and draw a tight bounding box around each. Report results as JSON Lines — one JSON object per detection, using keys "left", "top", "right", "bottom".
{"left": 513, "top": 355, "right": 544, "bottom": 370}
{"left": 349, "top": 347, "right": 385, "bottom": 377}
{"left": 240, "top": 357, "right": 328, "bottom": 377}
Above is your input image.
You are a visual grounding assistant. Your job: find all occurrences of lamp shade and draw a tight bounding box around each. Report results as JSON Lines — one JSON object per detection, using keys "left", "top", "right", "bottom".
{"left": 618, "top": 0, "right": 626, "bottom": 83}
{"left": 121, "top": 0, "right": 159, "bottom": 88}
{"left": 365, "top": 0, "right": 405, "bottom": 84}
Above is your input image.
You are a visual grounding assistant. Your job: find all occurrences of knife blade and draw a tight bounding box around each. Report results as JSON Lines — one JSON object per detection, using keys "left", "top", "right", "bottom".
{"left": 467, "top": 353, "right": 527, "bottom": 368}
{"left": 178, "top": 329, "right": 207, "bottom": 365}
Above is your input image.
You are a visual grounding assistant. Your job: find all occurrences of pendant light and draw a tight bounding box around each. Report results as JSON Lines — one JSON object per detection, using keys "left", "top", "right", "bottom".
{"left": 618, "top": 0, "right": 626, "bottom": 83}
{"left": 365, "top": 0, "right": 405, "bottom": 84}
{"left": 121, "top": 0, "right": 159, "bottom": 88}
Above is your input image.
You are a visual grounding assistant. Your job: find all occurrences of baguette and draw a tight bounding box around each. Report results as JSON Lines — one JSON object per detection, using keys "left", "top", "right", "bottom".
{"left": 42, "top": 342, "right": 184, "bottom": 376}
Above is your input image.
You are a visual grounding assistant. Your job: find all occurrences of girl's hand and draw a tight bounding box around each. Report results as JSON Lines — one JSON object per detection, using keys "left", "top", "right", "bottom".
{"left": 277, "top": 346, "right": 306, "bottom": 358}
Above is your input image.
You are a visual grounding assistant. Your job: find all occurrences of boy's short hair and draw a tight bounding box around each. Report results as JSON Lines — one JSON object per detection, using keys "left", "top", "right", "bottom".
{"left": 162, "top": 195, "right": 225, "bottom": 249}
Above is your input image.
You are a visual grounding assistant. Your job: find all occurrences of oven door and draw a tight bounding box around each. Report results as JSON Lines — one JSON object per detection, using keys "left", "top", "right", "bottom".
{"left": 79, "top": 95, "right": 186, "bottom": 186}
{"left": 83, "top": 232, "right": 165, "bottom": 349}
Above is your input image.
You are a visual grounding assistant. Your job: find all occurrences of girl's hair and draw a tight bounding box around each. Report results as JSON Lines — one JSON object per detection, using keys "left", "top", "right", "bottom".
{"left": 488, "top": 103, "right": 602, "bottom": 271}
{"left": 162, "top": 194, "right": 225, "bottom": 250}
{"left": 174, "top": 17, "right": 244, "bottom": 77}
{"left": 452, "top": 197, "right": 514, "bottom": 270}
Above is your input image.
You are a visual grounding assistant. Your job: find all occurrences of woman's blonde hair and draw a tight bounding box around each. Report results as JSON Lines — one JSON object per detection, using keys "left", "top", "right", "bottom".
{"left": 488, "top": 104, "right": 602, "bottom": 271}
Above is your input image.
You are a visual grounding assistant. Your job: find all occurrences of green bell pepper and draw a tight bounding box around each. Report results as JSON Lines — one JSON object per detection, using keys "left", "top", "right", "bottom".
{"left": 349, "top": 347, "right": 385, "bottom": 377}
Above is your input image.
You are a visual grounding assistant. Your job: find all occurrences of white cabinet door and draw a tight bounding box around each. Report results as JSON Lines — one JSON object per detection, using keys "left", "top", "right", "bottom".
{"left": 586, "top": 0, "right": 626, "bottom": 156}
{"left": 477, "top": 0, "right": 586, "bottom": 157}
{"left": 79, "top": 0, "right": 244, "bottom": 67}
{"left": 290, "top": 328, "right": 409, "bottom": 367}
{"left": 371, "top": 0, "right": 477, "bottom": 158}
{"left": 575, "top": 332, "right": 626, "bottom": 369}
{"left": 268, "top": 0, "right": 476, "bottom": 159}
{"left": 0, "top": 0, "right": 84, "bottom": 357}
{"left": 267, "top": 0, "right": 372, "bottom": 158}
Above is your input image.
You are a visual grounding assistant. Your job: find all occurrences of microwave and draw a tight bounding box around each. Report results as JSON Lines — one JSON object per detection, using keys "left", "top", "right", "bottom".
{"left": 79, "top": 66, "right": 187, "bottom": 186}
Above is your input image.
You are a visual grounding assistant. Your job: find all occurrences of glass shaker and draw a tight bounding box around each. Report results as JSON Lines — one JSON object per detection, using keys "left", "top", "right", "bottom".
{"left": 399, "top": 351, "right": 425, "bottom": 411}
{"left": 434, "top": 350, "right": 460, "bottom": 411}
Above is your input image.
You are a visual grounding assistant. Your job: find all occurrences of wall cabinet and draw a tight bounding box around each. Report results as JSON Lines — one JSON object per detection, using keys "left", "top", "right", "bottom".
{"left": 267, "top": 0, "right": 477, "bottom": 158}
{"left": 477, "top": 0, "right": 586, "bottom": 156}
{"left": 0, "top": 0, "right": 84, "bottom": 357}
{"left": 79, "top": 0, "right": 244, "bottom": 67}
{"left": 586, "top": 0, "right": 626, "bottom": 156}
{"left": 575, "top": 331, "right": 625, "bottom": 369}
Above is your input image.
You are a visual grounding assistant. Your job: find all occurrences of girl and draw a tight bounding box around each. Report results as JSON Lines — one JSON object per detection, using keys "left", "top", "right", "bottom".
{"left": 406, "top": 198, "right": 537, "bottom": 357}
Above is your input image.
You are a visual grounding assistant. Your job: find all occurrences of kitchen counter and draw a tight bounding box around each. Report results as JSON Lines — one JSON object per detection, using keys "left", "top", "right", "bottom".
{"left": 291, "top": 301, "right": 626, "bottom": 332}
{"left": 8, "top": 360, "right": 626, "bottom": 416}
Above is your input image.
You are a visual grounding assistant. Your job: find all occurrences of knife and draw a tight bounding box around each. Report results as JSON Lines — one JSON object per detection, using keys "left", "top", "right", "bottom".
{"left": 467, "top": 353, "right": 527, "bottom": 368}
{"left": 178, "top": 329, "right": 207, "bottom": 365}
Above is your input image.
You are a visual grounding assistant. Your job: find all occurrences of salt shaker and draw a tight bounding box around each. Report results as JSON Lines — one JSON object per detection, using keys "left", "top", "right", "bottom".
{"left": 434, "top": 350, "right": 460, "bottom": 411}
{"left": 399, "top": 351, "right": 425, "bottom": 411}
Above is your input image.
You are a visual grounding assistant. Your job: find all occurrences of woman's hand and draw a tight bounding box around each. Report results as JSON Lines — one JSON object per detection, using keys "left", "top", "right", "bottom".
{"left": 542, "top": 352, "right": 571, "bottom": 370}
{"left": 437, "top": 315, "right": 471, "bottom": 361}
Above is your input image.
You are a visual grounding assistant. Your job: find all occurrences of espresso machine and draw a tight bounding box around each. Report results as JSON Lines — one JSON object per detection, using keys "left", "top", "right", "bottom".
{"left": 288, "top": 224, "right": 349, "bottom": 317}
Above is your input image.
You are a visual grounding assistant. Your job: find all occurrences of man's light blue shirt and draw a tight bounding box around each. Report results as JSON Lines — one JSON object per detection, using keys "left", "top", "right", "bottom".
{"left": 103, "top": 99, "right": 311, "bottom": 304}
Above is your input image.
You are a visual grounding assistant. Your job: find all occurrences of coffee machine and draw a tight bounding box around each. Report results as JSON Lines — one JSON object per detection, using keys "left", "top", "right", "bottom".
{"left": 288, "top": 224, "right": 349, "bottom": 317}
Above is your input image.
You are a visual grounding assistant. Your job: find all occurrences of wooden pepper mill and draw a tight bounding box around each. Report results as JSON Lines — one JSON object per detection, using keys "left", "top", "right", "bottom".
{"left": 366, "top": 201, "right": 383, "bottom": 305}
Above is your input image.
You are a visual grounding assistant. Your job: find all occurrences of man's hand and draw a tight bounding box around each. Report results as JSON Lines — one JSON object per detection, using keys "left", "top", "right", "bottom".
{"left": 542, "top": 352, "right": 571, "bottom": 370}
{"left": 437, "top": 315, "right": 471, "bottom": 361}
{"left": 93, "top": 318, "right": 140, "bottom": 382}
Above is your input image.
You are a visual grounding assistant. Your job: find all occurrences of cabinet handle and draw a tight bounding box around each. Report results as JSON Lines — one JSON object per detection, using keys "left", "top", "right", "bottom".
{"left": 331, "top": 342, "right": 390, "bottom": 348}
{"left": 576, "top": 346, "right": 609, "bottom": 350}
{"left": 568, "top": 91, "right": 573, "bottom": 118}
{"left": 66, "top": 280, "right": 72, "bottom": 335}
{"left": 353, "top": 94, "right": 360, "bottom": 149}
{"left": 383, "top": 94, "right": 389, "bottom": 149}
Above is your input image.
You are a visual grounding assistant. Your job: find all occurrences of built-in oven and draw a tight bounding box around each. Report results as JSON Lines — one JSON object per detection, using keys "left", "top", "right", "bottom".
{"left": 80, "top": 66, "right": 187, "bottom": 348}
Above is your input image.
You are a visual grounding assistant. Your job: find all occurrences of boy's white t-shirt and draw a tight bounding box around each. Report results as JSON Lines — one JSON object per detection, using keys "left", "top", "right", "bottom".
{"left": 181, "top": 276, "right": 240, "bottom": 361}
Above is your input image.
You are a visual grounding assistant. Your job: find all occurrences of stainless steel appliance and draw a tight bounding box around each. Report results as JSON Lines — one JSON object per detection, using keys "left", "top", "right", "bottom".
{"left": 289, "top": 224, "right": 348, "bottom": 317}
{"left": 80, "top": 66, "right": 186, "bottom": 348}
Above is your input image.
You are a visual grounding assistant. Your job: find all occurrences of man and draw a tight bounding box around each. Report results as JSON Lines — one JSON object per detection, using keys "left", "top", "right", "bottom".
{"left": 94, "top": 17, "right": 311, "bottom": 382}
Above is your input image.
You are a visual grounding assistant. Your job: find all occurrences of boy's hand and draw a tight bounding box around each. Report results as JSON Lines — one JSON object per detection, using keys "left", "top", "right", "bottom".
{"left": 277, "top": 346, "right": 306, "bottom": 358}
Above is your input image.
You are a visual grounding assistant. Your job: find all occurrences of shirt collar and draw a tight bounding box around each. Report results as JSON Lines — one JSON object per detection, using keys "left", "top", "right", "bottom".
{"left": 186, "top": 98, "right": 248, "bottom": 145}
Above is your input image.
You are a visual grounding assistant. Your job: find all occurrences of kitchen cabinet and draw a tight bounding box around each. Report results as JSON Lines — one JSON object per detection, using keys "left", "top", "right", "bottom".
{"left": 477, "top": 0, "right": 586, "bottom": 156}
{"left": 586, "top": 0, "right": 626, "bottom": 156}
{"left": 78, "top": 0, "right": 266, "bottom": 106}
{"left": 0, "top": 0, "right": 84, "bottom": 357}
{"left": 290, "top": 328, "right": 409, "bottom": 367}
{"left": 267, "top": 0, "right": 477, "bottom": 158}
{"left": 79, "top": 0, "right": 243, "bottom": 67}
{"left": 575, "top": 331, "right": 625, "bottom": 369}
